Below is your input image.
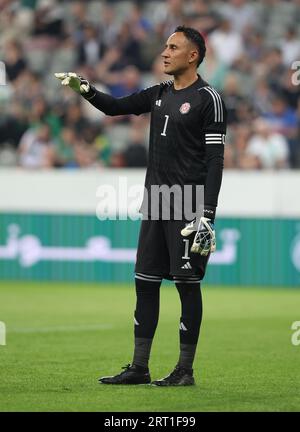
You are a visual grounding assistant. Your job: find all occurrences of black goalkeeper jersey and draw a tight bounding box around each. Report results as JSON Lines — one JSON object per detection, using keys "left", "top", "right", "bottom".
{"left": 84, "top": 74, "right": 227, "bottom": 219}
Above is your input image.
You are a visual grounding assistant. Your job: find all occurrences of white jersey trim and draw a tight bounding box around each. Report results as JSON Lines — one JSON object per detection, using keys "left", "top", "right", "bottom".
{"left": 198, "top": 86, "right": 224, "bottom": 123}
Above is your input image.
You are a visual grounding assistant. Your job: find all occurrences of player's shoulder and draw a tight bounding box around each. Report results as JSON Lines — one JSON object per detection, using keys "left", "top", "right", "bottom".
{"left": 142, "top": 80, "right": 173, "bottom": 92}
{"left": 196, "top": 83, "right": 225, "bottom": 105}
{"left": 196, "top": 82, "right": 226, "bottom": 123}
{"left": 141, "top": 80, "right": 172, "bottom": 98}
{"left": 156, "top": 79, "right": 174, "bottom": 97}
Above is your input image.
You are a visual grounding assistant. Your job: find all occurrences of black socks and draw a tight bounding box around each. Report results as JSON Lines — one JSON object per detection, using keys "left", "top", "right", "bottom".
{"left": 132, "top": 274, "right": 161, "bottom": 368}
{"left": 175, "top": 280, "right": 203, "bottom": 369}
{"left": 131, "top": 274, "right": 202, "bottom": 371}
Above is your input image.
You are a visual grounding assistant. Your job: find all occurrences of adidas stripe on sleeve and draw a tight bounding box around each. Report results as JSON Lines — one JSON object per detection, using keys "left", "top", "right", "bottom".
{"left": 198, "top": 85, "right": 227, "bottom": 217}
{"left": 198, "top": 86, "right": 227, "bottom": 140}
{"left": 205, "top": 133, "right": 226, "bottom": 145}
{"left": 202, "top": 86, "right": 224, "bottom": 122}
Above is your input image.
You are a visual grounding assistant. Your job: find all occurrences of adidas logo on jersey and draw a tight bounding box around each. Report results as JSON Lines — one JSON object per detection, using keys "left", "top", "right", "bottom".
{"left": 160, "top": 79, "right": 173, "bottom": 87}
{"left": 155, "top": 99, "right": 162, "bottom": 106}
{"left": 181, "top": 262, "right": 192, "bottom": 269}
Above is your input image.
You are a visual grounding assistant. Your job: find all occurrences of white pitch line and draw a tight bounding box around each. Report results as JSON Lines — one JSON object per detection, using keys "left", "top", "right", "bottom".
{"left": 8, "top": 324, "right": 113, "bottom": 334}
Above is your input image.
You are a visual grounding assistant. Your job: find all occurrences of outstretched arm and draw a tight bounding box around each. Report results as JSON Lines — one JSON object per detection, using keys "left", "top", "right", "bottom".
{"left": 55, "top": 72, "right": 157, "bottom": 116}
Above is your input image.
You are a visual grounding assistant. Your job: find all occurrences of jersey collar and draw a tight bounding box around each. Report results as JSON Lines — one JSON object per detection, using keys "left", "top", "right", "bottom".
{"left": 171, "top": 74, "right": 208, "bottom": 94}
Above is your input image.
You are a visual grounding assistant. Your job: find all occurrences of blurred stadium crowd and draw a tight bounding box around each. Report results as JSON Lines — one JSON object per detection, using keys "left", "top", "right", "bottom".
{"left": 0, "top": 0, "right": 300, "bottom": 169}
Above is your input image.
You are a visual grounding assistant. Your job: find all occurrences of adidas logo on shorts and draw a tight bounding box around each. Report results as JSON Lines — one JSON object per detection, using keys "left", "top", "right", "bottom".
{"left": 181, "top": 262, "right": 192, "bottom": 269}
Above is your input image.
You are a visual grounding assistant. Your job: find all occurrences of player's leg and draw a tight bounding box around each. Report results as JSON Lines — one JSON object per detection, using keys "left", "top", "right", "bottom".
{"left": 99, "top": 220, "right": 168, "bottom": 385}
{"left": 99, "top": 273, "right": 162, "bottom": 385}
{"left": 175, "top": 277, "right": 202, "bottom": 378}
{"left": 133, "top": 220, "right": 169, "bottom": 368}
{"left": 132, "top": 272, "right": 161, "bottom": 369}
{"left": 151, "top": 220, "right": 208, "bottom": 386}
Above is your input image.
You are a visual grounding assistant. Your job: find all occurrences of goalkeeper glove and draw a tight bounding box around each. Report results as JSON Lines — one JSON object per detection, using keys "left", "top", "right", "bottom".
{"left": 54, "top": 72, "right": 91, "bottom": 94}
{"left": 181, "top": 217, "right": 216, "bottom": 256}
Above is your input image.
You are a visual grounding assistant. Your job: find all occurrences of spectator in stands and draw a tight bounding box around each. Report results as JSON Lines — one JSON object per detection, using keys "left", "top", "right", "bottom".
{"left": 77, "top": 22, "right": 105, "bottom": 68}
{"left": 230, "top": 123, "right": 259, "bottom": 169}
{"left": 0, "top": 101, "right": 28, "bottom": 149}
{"left": 231, "top": 53, "right": 255, "bottom": 97}
{"left": 18, "top": 123, "right": 56, "bottom": 168}
{"left": 122, "top": 115, "right": 148, "bottom": 167}
{"left": 263, "top": 47, "right": 286, "bottom": 92}
{"left": 280, "top": 26, "right": 300, "bottom": 67}
{"left": 96, "top": 21, "right": 144, "bottom": 83}
{"left": 222, "top": 73, "right": 246, "bottom": 125}
{"left": 107, "top": 65, "right": 142, "bottom": 99}
{"left": 186, "top": 0, "right": 219, "bottom": 35}
{"left": 54, "top": 124, "right": 111, "bottom": 168}
{"left": 82, "top": 123, "right": 112, "bottom": 167}
{"left": 12, "top": 70, "right": 43, "bottom": 104}
{"left": 116, "top": 21, "right": 144, "bottom": 70}
{"left": 28, "top": 96, "right": 61, "bottom": 138}
{"left": 3, "top": 40, "right": 27, "bottom": 83}
{"left": 123, "top": 142, "right": 147, "bottom": 167}
{"left": 68, "top": 0, "right": 89, "bottom": 45}
{"left": 73, "top": 141, "right": 101, "bottom": 168}
{"left": 97, "top": 66, "right": 143, "bottom": 130}
{"left": 263, "top": 95, "right": 298, "bottom": 138}
{"left": 98, "top": 3, "right": 121, "bottom": 49}
{"left": 53, "top": 126, "right": 77, "bottom": 167}
{"left": 138, "top": 28, "right": 167, "bottom": 71}
{"left": 216, "top": 0, "right": 255, "bottom": 35}
{"left": 246, "top": 118, "right": 290, "bottom": 169}
{"left": 245, "top": 30, "right": 265, "bottom": 62}
{"left": 263, "top": 95, "right": 298, "bottom": 166}
{"left": 209, "top": 18, "right": 244, "bottom": 66}
{"left": 251, "top": 78, "right": 273, "bottom": 116}
{"left": 153, "top": 0, "right": 185, "bottom": 39}
{"left": 127, "top": 2, "right": 153, "bottom": 42}
{"left": 32, "top": 0, "right": 64, "bottom": 40}
{"left": 0, "top": 3, "right": 22, "bottom": 45}
{"left": 63, "top": 102, "right": 89, "bottom": 136}
{"left": 199, "top": 41, "right": 228, "bottom": 91}
{"left": 110, "top": 152, "right": 126, "bottom": 168}
{"left": 13, "top": 0, "right": 36, "bottom": 38}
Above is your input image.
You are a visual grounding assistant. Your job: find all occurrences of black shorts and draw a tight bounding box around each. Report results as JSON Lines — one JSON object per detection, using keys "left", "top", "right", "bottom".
{"left": 135, "top": 220, "right": 210, "bottom": 280}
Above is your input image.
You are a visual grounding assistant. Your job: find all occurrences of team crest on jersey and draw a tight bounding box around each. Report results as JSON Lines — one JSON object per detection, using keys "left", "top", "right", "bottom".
{"left": 179, "top": 102, "right": 191, "bottom": 114}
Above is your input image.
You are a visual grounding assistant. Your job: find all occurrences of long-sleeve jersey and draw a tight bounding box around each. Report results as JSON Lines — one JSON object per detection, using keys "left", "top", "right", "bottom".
{"left": 83, "top": 74, "right": 227, "bottom": 220}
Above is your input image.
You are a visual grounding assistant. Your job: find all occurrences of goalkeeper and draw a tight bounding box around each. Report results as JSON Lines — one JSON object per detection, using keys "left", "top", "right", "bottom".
{"left": 55, "top": 26, "right": 227, "bottom": 386}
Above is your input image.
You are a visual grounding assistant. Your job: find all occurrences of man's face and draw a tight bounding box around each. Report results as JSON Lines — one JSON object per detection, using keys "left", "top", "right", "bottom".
{"left": 161, "top": 32, "right": 198, "bottom": 75}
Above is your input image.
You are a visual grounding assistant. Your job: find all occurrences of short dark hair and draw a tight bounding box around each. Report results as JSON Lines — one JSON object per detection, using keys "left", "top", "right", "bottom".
{"left": 174, "top": 25, "right": 206, "bottom": 67}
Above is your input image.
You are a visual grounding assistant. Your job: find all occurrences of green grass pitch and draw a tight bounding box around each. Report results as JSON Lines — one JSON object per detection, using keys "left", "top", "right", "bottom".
{"left": 0, "top": 281, "right": 299, "bottom": 412}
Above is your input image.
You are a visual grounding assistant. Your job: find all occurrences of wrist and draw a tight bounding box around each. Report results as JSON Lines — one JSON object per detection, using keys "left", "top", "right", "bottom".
{"left": 82, "top": 84, "right": 96, "bottom": 99}
{"left": 203, "top": 206, "right": 216, "bottom": 222}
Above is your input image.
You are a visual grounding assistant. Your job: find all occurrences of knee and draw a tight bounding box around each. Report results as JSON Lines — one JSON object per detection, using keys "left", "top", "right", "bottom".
{"left": 175, "top": 281, "right": 201, "bottom": 298}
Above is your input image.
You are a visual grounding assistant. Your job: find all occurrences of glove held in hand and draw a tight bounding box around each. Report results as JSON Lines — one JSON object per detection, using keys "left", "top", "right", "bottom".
{"left": 181, "top": 217, "right": 216, "bottom": 256}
